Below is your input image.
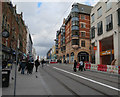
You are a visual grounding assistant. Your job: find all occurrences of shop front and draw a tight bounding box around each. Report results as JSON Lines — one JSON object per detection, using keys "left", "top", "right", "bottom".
{"left": 78, "top": 51, "right": 89, "bottom": 62}
{"left": 99, "top": 36, "right": 114, "bottom": 65}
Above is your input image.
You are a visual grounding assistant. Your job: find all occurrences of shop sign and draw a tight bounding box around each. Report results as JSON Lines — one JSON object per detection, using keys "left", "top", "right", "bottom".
{"left": 100, "top": 50, "right": 114, "bottom": 56}
{"left": 93, "top": 46, "right": 97, "bottom": 50}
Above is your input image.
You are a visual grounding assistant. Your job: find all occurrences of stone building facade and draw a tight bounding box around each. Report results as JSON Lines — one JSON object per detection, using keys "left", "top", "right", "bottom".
{"left": 90, "top": 0, "right": 120, "bottom": 65}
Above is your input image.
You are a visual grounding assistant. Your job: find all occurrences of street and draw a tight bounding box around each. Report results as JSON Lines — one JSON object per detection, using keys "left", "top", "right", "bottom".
{"left": 2, "top": 63, "right": 120, "bottom": 96}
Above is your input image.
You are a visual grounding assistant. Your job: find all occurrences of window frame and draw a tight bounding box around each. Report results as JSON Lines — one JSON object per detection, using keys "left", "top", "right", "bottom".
{"left": 97, "top": 21, "right": 103, "bottom": 36}
{"left": 81, "top": 40, "right": 85, "bottom": 47}
{"left": 97, "top": 7, "right": 102, "bottom": 18}
{"left": 106, "top": 14, "right": 113, "bottom": 31}
{"left": 106, "top": 0, "right": 112, "bottom": 11}
{"left": 118, "top": 8, "right": 120, "bottom": 26}
{"left": 81, "top": 32, "right": 86, "bottom": 37}
{"left": 81, "top": 23, "right": 86, "bottom": 28}
{"left": 91, "top": 13, "right": 95, "bottom": 23}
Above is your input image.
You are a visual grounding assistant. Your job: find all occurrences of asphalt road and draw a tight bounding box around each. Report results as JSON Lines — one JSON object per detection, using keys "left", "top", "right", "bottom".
{"left": 2, "top": 63, "right": 120, "bottom": 96}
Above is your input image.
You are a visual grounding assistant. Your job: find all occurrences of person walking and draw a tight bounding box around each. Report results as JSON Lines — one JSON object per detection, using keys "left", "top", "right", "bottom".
{"left": 35, "top": 59, "right": 40, "bottom": 72}
{"left": 41, "top": 59, "right": 44, "bottom": 67}
{"left": 79, "top": 60, "right": 83, "bottom": 71}
{"left": 73, "top": 60, "right": 77, "bottom": 72}
{"left": 20, "top": 59, "right": 26, "bottom": 74}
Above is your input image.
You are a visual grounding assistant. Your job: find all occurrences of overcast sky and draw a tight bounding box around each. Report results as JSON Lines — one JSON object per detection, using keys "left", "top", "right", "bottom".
{"left": 12, "top": 0, "right": 99, "bottom": 58}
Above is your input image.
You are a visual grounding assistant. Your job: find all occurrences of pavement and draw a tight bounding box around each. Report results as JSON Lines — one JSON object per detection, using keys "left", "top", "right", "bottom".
{"left": 2, "top": 64, "right": 50, "bottom": 96}
{"left": 2, "top": 63, "right": 120, "bottom": 96}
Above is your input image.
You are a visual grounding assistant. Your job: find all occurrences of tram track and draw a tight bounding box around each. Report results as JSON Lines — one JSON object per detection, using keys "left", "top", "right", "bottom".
{"left": 60, "top": 65, "right": 120, "bottom": 85}
{"left": 46, "top": 66, "right": 115, "bottom": 97}
{"left": 42, "top": 68, "right": 81, "bottom": 97}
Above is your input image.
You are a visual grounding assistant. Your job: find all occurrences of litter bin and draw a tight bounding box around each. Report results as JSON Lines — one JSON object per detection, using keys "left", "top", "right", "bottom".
{"left": 2, "top": 69, "right": 11, "bottom": 87}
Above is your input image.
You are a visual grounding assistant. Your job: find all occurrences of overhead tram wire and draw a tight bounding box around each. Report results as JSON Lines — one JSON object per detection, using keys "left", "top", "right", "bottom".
{"left": 51, "top": 0, "right": 76, "bottom": 35}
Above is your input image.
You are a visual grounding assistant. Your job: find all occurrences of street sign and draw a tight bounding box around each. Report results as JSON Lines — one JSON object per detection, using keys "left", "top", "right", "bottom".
{"left": 2, "top": 29, "right": 9, "bottom": 38}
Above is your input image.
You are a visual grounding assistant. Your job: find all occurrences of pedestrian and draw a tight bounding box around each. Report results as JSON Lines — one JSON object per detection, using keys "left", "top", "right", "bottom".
{"left": 20, "top": 59, "right": 27, "bottom": 74}
{"left": 73, "top": 60, "right": 77, "bottom": 72}
{"left": 18, "top": 59, "right": 22, "bottom": 72}
{"left": 79, "top": 60, "right": 84, "bottom": 71}
{"left": 2, "top": 59, "right": 7, "bottom": 69}
{"left": 41, "top": 59, "right": 44, "bottom": 67}
{"left": 35, "top": 59, "right": 40, "bottom": 72}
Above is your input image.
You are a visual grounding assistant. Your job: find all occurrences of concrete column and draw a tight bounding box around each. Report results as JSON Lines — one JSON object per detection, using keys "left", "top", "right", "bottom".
{"left": 114, "top": 30, "right": 120, "bottom": 65}
{"left": 95, "top": 40, "right": 100, "bottom": 64}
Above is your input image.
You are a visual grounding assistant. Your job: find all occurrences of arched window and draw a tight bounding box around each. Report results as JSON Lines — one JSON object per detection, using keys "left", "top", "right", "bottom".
{"left": 71, "top": 52, "right": 74, "bottom": 62}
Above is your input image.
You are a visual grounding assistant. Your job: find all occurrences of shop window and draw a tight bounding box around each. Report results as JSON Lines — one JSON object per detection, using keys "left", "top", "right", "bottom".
{"left": 91, "top": 26, "right": 95, "bottom": 39}
{"left": 81, "top": 40, "right": 85, "bottom": 47}
{"left": 81, "top": 32, "right": 85, "bottom": 37}
{"left": 97, "top": 7, "right": 102, "bottom": 18}
{"left": 106, "top": 14, "right": 113, "bottom": 31}
{"left": 97, "top": 21, "right": 103, "bottom": 36}
{"left": 118, "top": 8, "right": 120, "bottom": 26}
{"left": 91, "top": 13, "right": 95, "bottom": 23}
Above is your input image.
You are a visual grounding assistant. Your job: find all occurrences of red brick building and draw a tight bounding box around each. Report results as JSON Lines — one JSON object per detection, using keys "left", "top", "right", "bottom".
{"left": 2, "top": 2, "right": 27, "bottom": 60}
{"left": 55, "top": 3, "right": 92, "bottom": 64}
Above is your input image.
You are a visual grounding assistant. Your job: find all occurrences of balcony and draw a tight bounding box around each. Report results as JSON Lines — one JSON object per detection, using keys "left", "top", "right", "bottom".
{"left": 71, "top": 7, "right": 79, "bottom": 13}
{"left": 71, "top": 17, "right": 79, "bottom": 22}
{"left": 72, "top": 45, "right": 79, "bottom": 49}
{"left": 71, "top": 26, "right": 79, "bottom": 31}
{"left": 71, "top": 35, "right": 79, "bottom": 39}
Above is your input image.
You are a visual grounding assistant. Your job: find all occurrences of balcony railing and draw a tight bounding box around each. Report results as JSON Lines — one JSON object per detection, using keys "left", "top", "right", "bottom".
{"left": 71, "top": 7, "right": 79, "bottom": 13}
{"left": 71, "top": 26, "right": 79, "bottom": 31}
{"left": 71, "top": 17, "right": 79, "bottom": 21}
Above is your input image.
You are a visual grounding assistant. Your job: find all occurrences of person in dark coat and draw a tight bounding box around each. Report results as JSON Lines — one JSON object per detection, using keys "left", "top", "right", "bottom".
{"left": 35, "top": 59, "right": 40, "bottom": 72}
{"left": 20, "top": 59, "right": 27, "bottom": 74}
{"left": 41, "top": 59, "right": 44, "bottom": 67}
{"left": 73, "top": 60, "right": 77, "bottom": 72}
{"left": 2, "top": 59, "right": 7, "bottom": 69}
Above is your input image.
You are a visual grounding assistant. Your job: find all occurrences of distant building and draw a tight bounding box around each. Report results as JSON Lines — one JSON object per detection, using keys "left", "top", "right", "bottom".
{"left": 32, "top": 47, "right": 36, "bottom": 60}
{"left": 55, "top": 3, "right": 92, "bottom": 64}
{"left": 90, "top": 0, "right": 120, "bottom": 65}
{"left": 47, "top": 48, "right": 52, "bottom": 60}
{"left": 51, "top": 45, "right": 56, "bottom": 60}
{"left": 26, "top": 27, "right": 33, "bottom": 59}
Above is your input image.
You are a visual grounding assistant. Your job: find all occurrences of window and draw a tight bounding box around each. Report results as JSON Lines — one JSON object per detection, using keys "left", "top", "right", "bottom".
{"left": 81, "top": 32, "right": 85, "bottom": 37}
{"left": 72, "top": 39, "right": 79, "bottom": 45}
{"left": 81, "top": 40, "right": 85, "bottom": 47}
{"left": 106, "top": 14, "right": 113, "bottom": 31}
{"left": 97, "top": 21, "right": 103, "bottom": 36}
{"left": 91, "top": 13, "right": 95, "bottom": 23}
{"left": 118, "top": 8, "right": 120, "bottom": 26}
{"left": 106, "top": 0, "right": 112, "bottom": 11}
{"left": 81, "top": 15, "right": 85, "bottom": 20}
{"left": 97, "top": 7, "right": 102, "bottom": 18}
{"left": 91, "top": 26, "right": 95, "bottom": 39}
{"left": 72, "top": 21, "right": 79, "bottom": 26}
{"left": 81, "top": 23, "right": 85, "bottom": 28}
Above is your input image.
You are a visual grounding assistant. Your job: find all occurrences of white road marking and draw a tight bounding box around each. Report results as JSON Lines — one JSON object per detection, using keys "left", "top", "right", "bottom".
{"left": 53, "top": 67, "right": 120, "bottom": 92}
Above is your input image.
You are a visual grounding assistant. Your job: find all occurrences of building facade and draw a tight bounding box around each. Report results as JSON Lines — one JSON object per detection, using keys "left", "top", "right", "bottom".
{"left": 2, "top": 2, "right": 28, "bottom": 60}
{"left": 55, "top": 3, "right": 92, "bottom": 64}
{"left": 90, "top": 0, "right": 120, "bottom": 65}
{"left": 26, "top": 27, "right": 33, "bottom": 59}
{"left": 47, "top": 48, "right": 52, "bottom": 60}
